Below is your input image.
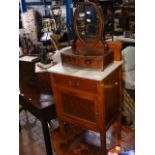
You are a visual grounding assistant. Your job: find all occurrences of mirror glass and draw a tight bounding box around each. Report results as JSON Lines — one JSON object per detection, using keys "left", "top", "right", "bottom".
{"left": 75, "top": 3, "right": 102, "bottom": 45}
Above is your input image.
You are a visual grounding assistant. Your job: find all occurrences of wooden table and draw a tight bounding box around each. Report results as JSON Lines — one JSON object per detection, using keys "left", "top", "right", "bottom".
{"left": 19, "top": 56, "right": 56, "bottom": 155}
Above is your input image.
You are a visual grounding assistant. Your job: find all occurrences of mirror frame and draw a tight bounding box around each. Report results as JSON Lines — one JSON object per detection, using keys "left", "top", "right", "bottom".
{"left": 73, "top": 2, "right": 104, "bottom": 47}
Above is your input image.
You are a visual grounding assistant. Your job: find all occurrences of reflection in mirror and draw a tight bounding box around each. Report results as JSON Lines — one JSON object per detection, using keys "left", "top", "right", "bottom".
{"left": 76, "top": 4, "right": 100, "bottom": 44}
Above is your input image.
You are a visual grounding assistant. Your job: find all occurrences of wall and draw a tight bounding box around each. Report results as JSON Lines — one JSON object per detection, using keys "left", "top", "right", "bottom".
{"left": 23, "top": 0, "right": 66, "bottom": 17}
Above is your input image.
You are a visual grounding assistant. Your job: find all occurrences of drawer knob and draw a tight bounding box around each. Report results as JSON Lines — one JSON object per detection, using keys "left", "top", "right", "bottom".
{"left": 68, "top": 81, "right": 80, "bottom": 88}
{"left": 115, "top": 82, "right": 118, "bottom": 86}
{"left": 76, "top": 82, "right": 80, "bottom": 87}
{"left": 95, "top": 112, "right": 99, "bottom": 116}
{"left": 68, "top": 81, "right": 74, "bottom": 87}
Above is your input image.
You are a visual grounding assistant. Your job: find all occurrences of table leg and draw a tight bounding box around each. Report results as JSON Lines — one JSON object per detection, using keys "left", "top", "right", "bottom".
{"left": 41, "top": 120, "right": 53, "bottom": 155}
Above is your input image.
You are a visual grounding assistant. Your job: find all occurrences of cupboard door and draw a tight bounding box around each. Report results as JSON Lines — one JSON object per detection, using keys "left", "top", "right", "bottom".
{"left": 104, "top": 68, "right": 120, "bottom": 125}
{"left": 56, "top": 88, "right": 99, "bottom": 130}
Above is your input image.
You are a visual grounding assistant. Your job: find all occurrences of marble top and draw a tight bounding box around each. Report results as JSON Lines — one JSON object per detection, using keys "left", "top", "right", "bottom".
{"left": 114, "top": 35, "right": 135, "bottom": 43}
{"left": 47, "top": 61, "right": 123, "bottom": 81}
{"left": 19, "top": 55, "right": 39, "bottom": 62}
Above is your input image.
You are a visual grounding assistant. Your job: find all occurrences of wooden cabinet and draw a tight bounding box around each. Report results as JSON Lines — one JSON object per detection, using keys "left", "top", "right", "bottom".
{"left": 49, "top": 62, "right": 123, "bottom": 154}
{"left": 104, "top": 68, "right": 121, "bottom": 126}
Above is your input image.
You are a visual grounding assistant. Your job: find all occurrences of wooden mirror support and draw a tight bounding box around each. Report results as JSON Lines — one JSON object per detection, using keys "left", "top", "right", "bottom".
{"left": 61, "top": 1, "right": 121, "bottom": 70}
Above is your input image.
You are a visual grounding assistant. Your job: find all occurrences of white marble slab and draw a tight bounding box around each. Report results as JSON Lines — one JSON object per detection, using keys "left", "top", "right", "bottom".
{"left": 35, "top": 64, "right": 48, "bottom": 73}
{"left": 114, "top": 35, "right": 135, "bottom": 43}
{"left": 35, "top": 62, "right": 54, "bottom": 73}
{"left": 19, "top": 56, "right": 38, "bottom": 62}
{"left": 47, "top": 61, "right": 123, "bottom": 81}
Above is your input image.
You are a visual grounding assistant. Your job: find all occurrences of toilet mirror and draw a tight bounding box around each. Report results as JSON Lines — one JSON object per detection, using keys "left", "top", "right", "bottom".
{"left": 74, "top": 2, "right": 104, "bottom": 47}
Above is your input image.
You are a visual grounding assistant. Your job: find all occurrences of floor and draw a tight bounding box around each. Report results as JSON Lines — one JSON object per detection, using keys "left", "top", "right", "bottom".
{"left": 19, "top": 110, "right": 134, "bottom": 155}
{"left": 19, "top": 110, "right": 57, "bottom": 155}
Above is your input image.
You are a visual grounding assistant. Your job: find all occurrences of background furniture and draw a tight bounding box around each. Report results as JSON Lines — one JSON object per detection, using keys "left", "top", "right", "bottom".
{"left": 121, "top": 46, "right": 135, "bottom": 90}
{"left": 121, "top": 46, "right": 135, "bottom": 127}
{"left": 19, "top": 56, "right": 56, "bottom": 155}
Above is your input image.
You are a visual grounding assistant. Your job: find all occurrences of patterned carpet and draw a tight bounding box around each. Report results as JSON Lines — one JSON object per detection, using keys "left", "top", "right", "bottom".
{"left": 20, "top": 109, "right": 134, "bottom": 155}
{"left": 19, "top": 110, "right": 57, "bottom": 155}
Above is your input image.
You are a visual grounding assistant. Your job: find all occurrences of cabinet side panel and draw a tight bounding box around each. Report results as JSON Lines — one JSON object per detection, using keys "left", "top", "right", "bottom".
{"left": 104, "top": 68, "right": 120, "bottom": 124}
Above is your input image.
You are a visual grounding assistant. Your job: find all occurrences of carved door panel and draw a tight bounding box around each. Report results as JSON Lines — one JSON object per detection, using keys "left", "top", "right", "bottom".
{"left": 56, "top": 88, "right": 100, "bottom": 130}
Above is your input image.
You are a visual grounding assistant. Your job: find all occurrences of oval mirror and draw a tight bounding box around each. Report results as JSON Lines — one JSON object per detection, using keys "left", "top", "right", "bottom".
{"left": 74, "top": 2, "right": 103, "bottom": 47}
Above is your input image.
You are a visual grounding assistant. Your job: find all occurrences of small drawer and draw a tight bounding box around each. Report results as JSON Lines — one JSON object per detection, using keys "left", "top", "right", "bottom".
{"left": 52, "top": 74, "right": 98, "bottom": 93}
{"left": 61, "top": 53, "right": 76, "bottom": 66}
{"left": 76, "top": 56, "right": 103, "bottom": 69}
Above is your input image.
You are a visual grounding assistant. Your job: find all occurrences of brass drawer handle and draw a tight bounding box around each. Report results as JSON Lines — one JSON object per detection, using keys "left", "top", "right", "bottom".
{"left": 68, "top": 80, "right": 74, "bottom": 87}
{"left": 104, "top": 81, "right": 119, "bottom": 89}
{"left": 95, "top": 112, "right": 99, "bottom": 118}
{"left": 115, "top": 82, "right": 118, "bottom": 86}
{"left": 76, "top": 82, "right": 80, "bottom": 87}
{"left": 68, "top": 81, "right": 80, "bottom": 88}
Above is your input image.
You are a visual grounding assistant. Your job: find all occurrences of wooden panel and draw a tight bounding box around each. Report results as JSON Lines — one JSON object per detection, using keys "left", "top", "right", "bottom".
{"left": 52, "top": 74, "right": 98, "bottom": 94}
{"left": 102, "top": 51, "right": 114, "bottom": 68}
{"left": 61, "top": 53, "right": 76, "bottom": 66}
{"left": 75, "top": 40, "right": 122, "bottom": 61}
{"left": 19, "top": 61, "right": 39, "bottom": 93}
{"left": 107, "top": 41, "right": 123, "bottom": 61}
{"left": 61, "top": 92, "right": 97, "bottom": 122}
{"left": 104, "top": 68, "right": 120, "bottom": 124}
{"left": 76, "top": 55, "right": 103, "bottom": 69}
{"left": 36, "top": 73, "right": 52, "bottom": 94}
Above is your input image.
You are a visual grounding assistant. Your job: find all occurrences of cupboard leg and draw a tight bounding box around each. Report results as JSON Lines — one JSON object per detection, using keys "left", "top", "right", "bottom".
{"left": 100, "top": 132, "right": 107, "bottom": 155}
{"left": 117, "top": 114, "right": 122, "bottom": 138}
{"left": 59, "top": 119, "right": 65, "bottom": 138}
